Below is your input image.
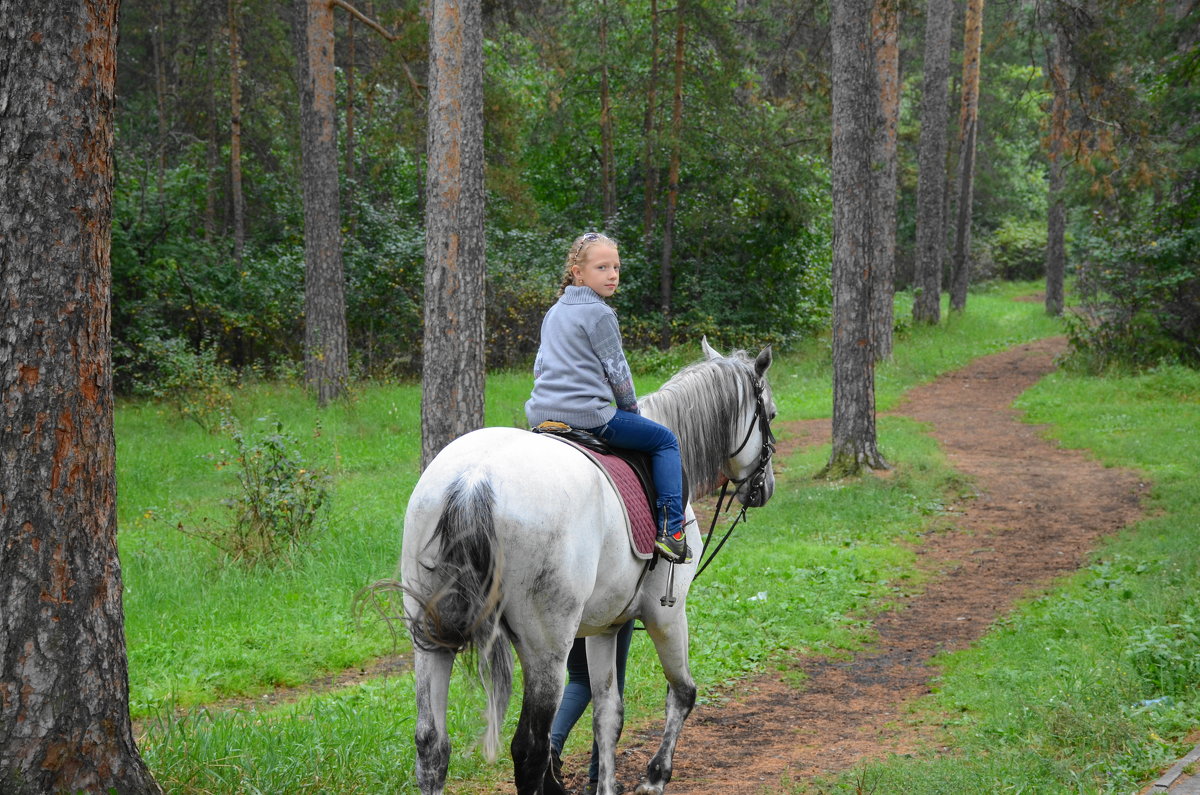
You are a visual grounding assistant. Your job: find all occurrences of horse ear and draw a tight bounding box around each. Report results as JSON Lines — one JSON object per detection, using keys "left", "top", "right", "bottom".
{"left": 754, "top": 345, "right": 773, "bottom": 377}
{"left": 701, "top": 335, "right": 723, "bottom": 360}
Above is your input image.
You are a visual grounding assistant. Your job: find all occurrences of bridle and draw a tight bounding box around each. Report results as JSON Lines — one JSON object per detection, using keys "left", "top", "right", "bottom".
{"left": 694, "top": 375, "right": 776, "bottom": 579}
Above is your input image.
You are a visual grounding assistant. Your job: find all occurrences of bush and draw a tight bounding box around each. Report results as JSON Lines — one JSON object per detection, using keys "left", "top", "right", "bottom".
{"left": 1067, "top": 205, "right": 1200, "bottom": 372}
{"left": 183, "top": 416, "right": 331, "bottom": 566}
{"left": 988, "top": 218, "right": 1048, "bottom": 281}
{"left": 130, "top": 336, "right": 236, "bottom": 432}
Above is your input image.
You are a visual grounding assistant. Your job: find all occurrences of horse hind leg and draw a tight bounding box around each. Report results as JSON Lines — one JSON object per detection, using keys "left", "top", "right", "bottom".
{"left": 413, "top": 647, "right": 455, "bottom": 795}
{"left": 510, "top": 652, "right": 571, "bottom": 795}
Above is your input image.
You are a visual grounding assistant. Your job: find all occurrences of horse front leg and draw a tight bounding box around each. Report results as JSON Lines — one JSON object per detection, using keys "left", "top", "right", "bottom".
{"left": 413, "top": 647, "right": 455, "bottom": 795}
{"left": 586, "top": 630, "right": 624, "bottom": 795}
{"left": 636, "top": 612, "right": 697, "bottom": 795}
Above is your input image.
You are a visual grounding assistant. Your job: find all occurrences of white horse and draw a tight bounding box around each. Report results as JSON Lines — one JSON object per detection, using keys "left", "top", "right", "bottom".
{"left": 399, "top": 338, "right": 776, "bottom": 795}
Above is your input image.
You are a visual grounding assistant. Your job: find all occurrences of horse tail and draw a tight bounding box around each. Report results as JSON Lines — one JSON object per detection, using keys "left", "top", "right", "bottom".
{"left": 406, "top": 471, "right": 512, "bottom": 761}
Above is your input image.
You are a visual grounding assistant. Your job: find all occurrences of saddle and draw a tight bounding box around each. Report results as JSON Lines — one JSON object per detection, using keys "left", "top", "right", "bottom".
{"left": 533, "top": 421, "right": 687, "bottom": 560}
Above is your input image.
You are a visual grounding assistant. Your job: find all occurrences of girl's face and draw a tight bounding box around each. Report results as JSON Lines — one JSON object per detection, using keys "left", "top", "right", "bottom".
{"left": 572, "top": 243, "right": 621, "bottom": 298}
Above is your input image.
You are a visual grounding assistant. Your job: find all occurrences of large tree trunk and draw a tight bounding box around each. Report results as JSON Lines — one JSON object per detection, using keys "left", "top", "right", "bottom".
{"left": 230, "top": 0, "right": 246, "bottom": 269}
{"left": 870, "top": 0, "right": 901, "bottom": 361}
{"left": 0, "top": 3, "right": 161, "bottom": 792}
{"left": 293, "top": 0, "right": 350, "bottom": 406}
{"left": 660, "top": 0, "right": 686, "bottom": 350}
{"left": 641, "top": 0, "right": 661, "bottom": 252}
{"left": 1044, "top": 21, "right": 1068, "bottom": 317}
{"left": 822, "top": 0, "right": 889, "bottom": 477}
{"left": 421, "top": 0, "right": 486, "bottom": 469}
{"left": 911, "top": 0, "right": 955, "bottom": 325}
{"left": 949, "top": 0, "right": 984, "bottom": 313}
{"left": 600, "top": 0, "right": 617, "bottom": 227}
{"left": 345, "top": 15, "right": 358, "bottom": 233}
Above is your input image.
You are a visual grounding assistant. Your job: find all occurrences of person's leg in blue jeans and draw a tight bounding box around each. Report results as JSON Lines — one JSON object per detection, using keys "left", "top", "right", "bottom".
{"left": 548, "top": 621, "right": 635, "bottom": 785}
{"left": 586, "top": 409, "right": 688, "bottom": 561}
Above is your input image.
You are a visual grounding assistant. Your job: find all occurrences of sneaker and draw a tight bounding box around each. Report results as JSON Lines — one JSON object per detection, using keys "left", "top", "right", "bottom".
{"left": 654, "top": 528, "right": 691, "bottom": 564}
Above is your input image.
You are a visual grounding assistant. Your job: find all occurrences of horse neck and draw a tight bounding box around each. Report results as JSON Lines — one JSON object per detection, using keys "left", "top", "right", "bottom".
{"left": 641, "top": 360, "right": 751, "bottom": 496}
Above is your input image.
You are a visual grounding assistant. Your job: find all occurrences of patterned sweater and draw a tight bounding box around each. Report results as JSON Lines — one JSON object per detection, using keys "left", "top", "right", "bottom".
{"left": 524, "top": 286, "right": 638, "bottom": 429}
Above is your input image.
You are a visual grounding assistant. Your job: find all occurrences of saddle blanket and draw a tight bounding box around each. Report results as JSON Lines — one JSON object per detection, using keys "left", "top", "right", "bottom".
{"left": 548, "top": 437, "right": 657, "bottom": 559}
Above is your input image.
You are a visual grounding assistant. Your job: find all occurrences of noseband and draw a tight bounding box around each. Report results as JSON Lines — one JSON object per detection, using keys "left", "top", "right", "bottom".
{"left": 695, "top": 375, "right": 776, "bottom": 579}
{"left": 725, "top": 378, "right": 776, "bottom": 507}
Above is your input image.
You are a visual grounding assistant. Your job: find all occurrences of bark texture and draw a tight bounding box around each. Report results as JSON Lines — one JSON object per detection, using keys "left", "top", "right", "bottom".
{"left": 870, "top": 0, "right": 901, "bottom": 361}
{"left": 230, "top": 0, "right": 246, "bottom": 268}
{"left": 912, "top": 0, "right": 955, "bottom": 325}
{"left": 1044, "top": 21, "right": 1068, "bottom": 317}
{"left": 824, "top": 0, "right": 888, "bottom": 477}
{"left": 641, "top": 0, "right": 661, "bottom": 251}
{"left": 293, "top": 0, "right": 350, "bottom": 406}
{"left": 0, "top": 3, "right": 161, "bottom": 791}
{"left": 949, "top": 0, "right": 985, "bottom": 313}
{"left": 421, "top": 0, "right": 487, "bottom": 469}
{"left": 660, "top": 0, "right": 686, "bottom": 350}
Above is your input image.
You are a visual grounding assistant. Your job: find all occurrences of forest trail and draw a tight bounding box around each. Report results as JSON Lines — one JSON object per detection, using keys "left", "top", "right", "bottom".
{"left": 569, "top": 336, "right": 1148, "bottom": 794}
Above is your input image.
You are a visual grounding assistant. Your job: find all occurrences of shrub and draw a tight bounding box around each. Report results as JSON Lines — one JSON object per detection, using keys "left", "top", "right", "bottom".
{"left": 131, "top": 336, "right": 236, "bottom": 432}
{"left": 988, "top": 218, "right": 1048, "bottom": 281}
{"left": 183, "top": 416, "right": 331, "bottom": 566}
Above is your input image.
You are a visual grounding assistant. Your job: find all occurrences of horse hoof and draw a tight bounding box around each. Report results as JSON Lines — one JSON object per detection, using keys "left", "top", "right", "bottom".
{"left": 633, "top": 782, "right": 663, "bottom": 795}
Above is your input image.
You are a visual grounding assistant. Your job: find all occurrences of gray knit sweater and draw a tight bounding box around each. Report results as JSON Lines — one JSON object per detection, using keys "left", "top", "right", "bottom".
{"left": 524, "top": 286, "right": 639, "bottom": 429}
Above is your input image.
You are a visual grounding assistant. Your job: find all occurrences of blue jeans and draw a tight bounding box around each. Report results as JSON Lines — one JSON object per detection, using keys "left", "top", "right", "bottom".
{"left": 585, "top": 409, "right": 685, "bottom": 535}
{"left": 549, "top": 620, "right": 635, "bottom": 783}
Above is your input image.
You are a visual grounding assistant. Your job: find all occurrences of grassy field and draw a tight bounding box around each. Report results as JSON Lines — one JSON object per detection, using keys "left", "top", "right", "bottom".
{"left": 811, "top": 360, "right": 1200, "bottom": 794}
{"left": 125, "top": 283, "right": 1198, "bottom": 793}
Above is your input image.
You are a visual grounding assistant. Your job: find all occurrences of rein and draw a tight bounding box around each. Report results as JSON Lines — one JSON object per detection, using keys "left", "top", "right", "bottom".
{"left": 694, "top": 378, "right": 775, "bottom": 580}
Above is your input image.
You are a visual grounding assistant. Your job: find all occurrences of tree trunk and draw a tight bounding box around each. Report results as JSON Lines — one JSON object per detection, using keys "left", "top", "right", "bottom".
{"left": 600, "top": 0, "right": 616, "bottom": 228}
{"left": 152, "top": 0, "right": 168, "bottom": 197}
{"left": 345, "top": 15, "right": 358, "bottom": 233}
{"left": 0, "top": 3, "right": 161, "bottom": 792}
{"left": 822, "top": 0, "right": 889, "bottom": 478}
{"left": 421, "top": 0, "right": 487, "bottom": 469}
{"left": 641, "top": 0, "right": 661, "bottom": 252}
{"left": 229, "top": 0, "right": 246, "bottom": 269}
{"left": 949, "top": 0, "right": 984, "bottom": 313}
{"left": 293, "top": 0, "right": 350, "bottom": 406}
{"left": 1044, "top": 22, "right": 1068, "bottom": 317}
{"left": 912, "top": 0, "right": 954, "bottom": 325}
{"left": 660, "top": 0, "right": 686, "bottom": 351}
{"left": 870, "top": 0, "right": 901, "bottom": 361}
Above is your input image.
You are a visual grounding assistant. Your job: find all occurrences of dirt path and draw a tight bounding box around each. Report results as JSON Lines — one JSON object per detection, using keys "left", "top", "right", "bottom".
{"left": 565, "top": 336, "right": 1148, "bottom": 794}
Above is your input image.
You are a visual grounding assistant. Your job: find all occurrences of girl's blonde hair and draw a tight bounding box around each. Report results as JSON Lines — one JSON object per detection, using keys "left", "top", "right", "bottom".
{"left": 557, "top": 231, "right": 619, "bottom": 296}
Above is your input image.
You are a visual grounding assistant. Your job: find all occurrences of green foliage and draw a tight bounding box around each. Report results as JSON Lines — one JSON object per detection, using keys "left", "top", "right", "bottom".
{"left": 987, "top": 218, "right": 1048, "bottom": 282}
{"left": 130, "top": 336, "right": 237, "bottom": 432}
{"left": 1066, "top": 199, "right": 1200, "bottom": 372}
{"left": 184, "top": 416, "right": 331, "bottom": 566}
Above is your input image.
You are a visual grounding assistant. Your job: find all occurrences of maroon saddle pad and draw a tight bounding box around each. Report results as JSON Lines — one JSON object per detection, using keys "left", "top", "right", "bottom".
{"left": 544, "top": 436, "right": 657, "bottom": 558}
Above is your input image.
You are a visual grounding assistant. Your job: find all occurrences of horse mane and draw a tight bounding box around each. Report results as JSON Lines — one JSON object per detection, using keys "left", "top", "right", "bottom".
{"left": 641, "top": 352, "right": 759, "bottom": 497}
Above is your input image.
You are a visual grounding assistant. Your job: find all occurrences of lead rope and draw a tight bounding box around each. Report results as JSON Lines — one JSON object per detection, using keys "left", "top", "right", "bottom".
{"left": 694, "top": 481, "right": 750, "bottom": 580}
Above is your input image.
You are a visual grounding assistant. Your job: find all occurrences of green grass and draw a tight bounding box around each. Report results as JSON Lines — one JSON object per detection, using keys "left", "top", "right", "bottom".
{"left": 807, "top": 367, "right": 1200, "bottom": 794}
{"left": 133, "top": 283, "right": 1169, "bottom": 793}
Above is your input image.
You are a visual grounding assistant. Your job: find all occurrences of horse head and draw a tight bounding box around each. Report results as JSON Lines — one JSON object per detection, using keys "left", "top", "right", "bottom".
{"left": 701, "top": 336, "right": 776, "bottom": 507}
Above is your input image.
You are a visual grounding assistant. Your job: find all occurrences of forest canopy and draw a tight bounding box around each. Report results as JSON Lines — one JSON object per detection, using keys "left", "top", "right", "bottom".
{"left": 112, "top": 0, "right": 1199, "bottom": 393}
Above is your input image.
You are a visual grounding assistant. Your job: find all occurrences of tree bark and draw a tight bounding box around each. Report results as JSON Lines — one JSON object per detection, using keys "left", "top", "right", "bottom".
{"left": 1044, "top": 21, "right": 1068, "bottom": 317}
{"left": 871, "top": 0, "right": 901, "bottom": 361}
{"left": 660, "top": 0, "right": 686, "bottom": 350}
{"left": 0, "top": 3, "right": 161, "bottom": 792}
{"left": 912, "top": 0, "right": 955, "bottom": 325}
{"left": 600, "top": 0, "right": 617, "bottom": 228}
{"left": 293, "top": 0, "right": 350, "bottom": 406}
{"left": 641, "top": 0, "right": 661, "bottom": 252}
{"left": 230, "top": 0, "right": 246, "bottom": 269}
{"left": 822, "top": 0, "right": 889, "bottom": 477}
{"left": 421, "top": 0, "right": 487, "bottom": 469}
{"left": 345, "top": 14, "right": 358, "bottom": 232}
{"left": 949, "top": 0, "right": 984, "bottom": 313}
